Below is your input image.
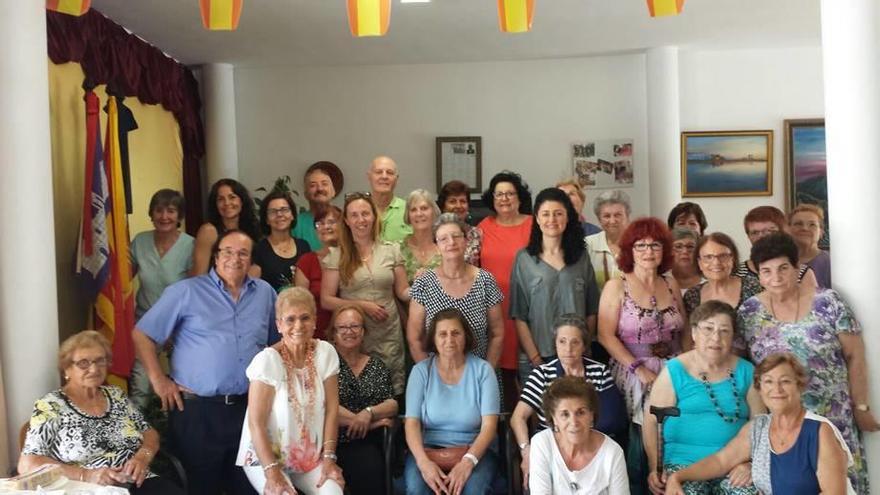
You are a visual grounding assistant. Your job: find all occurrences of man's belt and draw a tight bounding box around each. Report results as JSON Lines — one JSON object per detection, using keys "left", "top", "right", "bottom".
{"left": 181, "top": 392, "right": 248, "bottom": 405}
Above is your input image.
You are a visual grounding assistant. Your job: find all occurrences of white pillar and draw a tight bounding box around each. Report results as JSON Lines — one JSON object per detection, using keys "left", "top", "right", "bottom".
{"left": 202, "top": 63, "right": 239, "bottom": 185}
{"left": 820, "top": 0, "right": 880, "bottom": 489}
{"left": 646, "top": 46, "right": 681, "bottom": 217}
{"left": 0, "top": 3, "right": 60, "bottom": 471}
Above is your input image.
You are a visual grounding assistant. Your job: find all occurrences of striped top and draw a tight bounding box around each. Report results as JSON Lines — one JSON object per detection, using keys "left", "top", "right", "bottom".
{"left": 735, "top": 261, "right": 811, "bottom": 300}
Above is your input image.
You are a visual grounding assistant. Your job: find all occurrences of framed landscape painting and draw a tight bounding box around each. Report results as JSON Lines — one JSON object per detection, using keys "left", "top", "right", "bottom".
{"left": 784, "top": 118, "right": 829, "bottom": 250}
{"left": 681, "top": 130, "right": 773, "bottom": 197}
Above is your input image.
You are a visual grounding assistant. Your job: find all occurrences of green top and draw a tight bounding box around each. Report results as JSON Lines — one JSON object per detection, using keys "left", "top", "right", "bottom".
{"left": 399, "top": 237, "right": 441, "bottom": 283}
{"left": 379, "top": 196, "right": 412, "bottom": 243}
{"left": 291, "top": 209, "right": 321, "bottom": 251}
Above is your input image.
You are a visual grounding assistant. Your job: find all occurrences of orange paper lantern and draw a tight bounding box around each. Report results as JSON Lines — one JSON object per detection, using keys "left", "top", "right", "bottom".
{"left": 647, "top": 0, "right": 685, "bottom": 17}
{"left": 498, "top": 0, "right": 535, "bottom": 33}
{"left": 46, "top": 0, "right": 91, "bottom": 16}
{"left": 347, "top": 0, "right": 391, "bottom": 37}
{"left": 199, "top": 0, "right": 244, "bottom": 31}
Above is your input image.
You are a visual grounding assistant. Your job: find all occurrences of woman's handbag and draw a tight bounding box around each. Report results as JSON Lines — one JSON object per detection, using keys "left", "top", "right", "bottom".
{"left": 424, "top": 445, "right": 470, "bottom": 472}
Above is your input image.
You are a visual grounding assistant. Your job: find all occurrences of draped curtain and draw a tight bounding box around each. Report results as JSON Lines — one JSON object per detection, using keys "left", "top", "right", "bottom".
{"left": 46, "top": 9, "right": 205, "bottom": 233}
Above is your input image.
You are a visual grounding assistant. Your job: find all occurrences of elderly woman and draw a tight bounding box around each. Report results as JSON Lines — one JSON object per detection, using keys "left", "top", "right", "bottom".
{"left": 585, "top": 190, "right": 632, "bottom": 290}
{"left": 665, "top": 353, "right": 855, "bottom": 495}
{"left": 330, "top": 304, "right": 398, "bottom": 495}
{"left": 597, "top": 217, "right": 687, "bottom": 493}
{"left": 407, "top": 213, "right": 504, "bottom": 368}
{"left": 667, "top": 202, "right": 708, "bottom": 237}
{"left": 669, "top": 228, "right": 701, "bottom": 294}
{"left": 321, "top": 192, "right": 411, "bottom": 394}
{"left": 191, "top": 178, "right": 261, "bottom": 275}
{"left": 400, "top": 189, "right": 441, "bottom": 283}
{"left": 404, "top": 308, "right": 500, "bottom": 495}
{"left": 510, "top": 187, "right": 600, "bottom": 383}
{"left": 735, "top": 206, "right": 816, "bottom": 291}
{"left": 129, "top": 189, "right": 194, "bottom": 411}
{"left": 19, "top": 331, "right": 183, "bottom": 494}
{"left": 643, "top": 301, "right": 763, "bottom": 495}
{"left": 237, "top": 287, "right": 344, "bottom": 495}
{"left": 253, "top": 189, "right": 311, "bottom": 291}
{"left": 789, "top": 203, "right": 832, "bottom": 288}
{"left": 477, "top": 171, "right": 533, "bottom": 404}
{"left": 556, "top": 178, "right": 601, "bottom": 236}
{"left": 683, "top": 233, "right": 761, "bottom": 316}
{"left": 295, "top": 204, "right": 342, "bottom": 340}
{"left": 528, "top": 377, "right": 629, "bottom": 494}
{"left": 511, "top": 314, "right": 626, "bottom": 487}
{"left": 737, "top": 233, "right": 876, "bottom": 493}
{"left": 437, "top": 180, "right": 481, "bottom": 266}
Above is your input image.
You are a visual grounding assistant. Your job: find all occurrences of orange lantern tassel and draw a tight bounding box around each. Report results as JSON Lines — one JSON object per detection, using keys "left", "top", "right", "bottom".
{"left": 647, "top": 0, "right": 685, "bottom": 17}
{"left": 498, "top": 0, "right": 535, "bottom": 33}
{"left": 46, "top": 0, "right": 91, "bottom": 16}
{"left": 199, "top": 0, "right": 244, "bottom": 31}
{"left": 347, "top": 0, "right": 391, "bottom": 37}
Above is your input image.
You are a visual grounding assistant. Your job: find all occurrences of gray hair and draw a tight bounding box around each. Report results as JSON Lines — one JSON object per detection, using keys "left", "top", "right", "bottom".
{"left": 432, "top": 212, "right": 469, "bottom": 241}
{"left": 276, "top": 286, "right": 316, "bottom": 316}
{"left": 552, "top": 313, "right": 591, "bottom": 348}
{"left": 404, "top": 189, "right": 442, "bottom": 226}
{"left": 672, "top": 227, "right": 700, "bottom": 242}
{"left": 592, "top": 190, "right": 632, "bottom": 217}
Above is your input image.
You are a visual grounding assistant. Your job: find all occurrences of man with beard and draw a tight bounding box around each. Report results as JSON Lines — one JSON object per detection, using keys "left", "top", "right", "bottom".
{"left": 293, "top": 161, "right": 344, "bottom": 250}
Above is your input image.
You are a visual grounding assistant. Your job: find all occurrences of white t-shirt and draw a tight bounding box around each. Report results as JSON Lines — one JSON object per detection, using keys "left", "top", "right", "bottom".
{"left": 528, "top": 428, "right": 628, "bottom": 495}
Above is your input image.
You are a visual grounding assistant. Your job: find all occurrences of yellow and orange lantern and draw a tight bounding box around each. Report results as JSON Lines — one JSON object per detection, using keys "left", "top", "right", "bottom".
{"left": 199, "top": 0, "right": 244, "bottom": 31}
{"left": 647, "top": 0, "right": 685, "bottom": 17}
{"left": 347, "top": 0, "right": 391, "bottom": 37}
{"left": 46, "top": 0, "right": 91, "bottom": 16}
{"left": 497, "top": 0, "right": 535, "bottom": 33}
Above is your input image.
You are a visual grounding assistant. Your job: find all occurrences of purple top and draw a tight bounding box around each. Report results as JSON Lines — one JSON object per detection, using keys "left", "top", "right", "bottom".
{"left": 807, "top": 250, "right": 832, "bottom": 289}
{"left": 617, "top": 275, "right": 685, "bottom": 356}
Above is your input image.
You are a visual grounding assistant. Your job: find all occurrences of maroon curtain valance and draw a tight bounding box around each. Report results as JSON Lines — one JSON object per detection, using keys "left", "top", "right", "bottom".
{"left": 47, "top": 9, "right": 204, "bottom": 233}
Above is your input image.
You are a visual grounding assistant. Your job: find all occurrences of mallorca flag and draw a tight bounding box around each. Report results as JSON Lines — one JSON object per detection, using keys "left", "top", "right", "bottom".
{"left": 76, "top": 90, "right": 110, "bottom": 299}
{"left": 199, "top": 0, "right": 244, "bottom": 30}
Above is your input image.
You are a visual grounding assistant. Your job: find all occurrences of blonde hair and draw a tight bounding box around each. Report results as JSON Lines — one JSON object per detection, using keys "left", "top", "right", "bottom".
{"left": 276, "top": 286, "right": 316, "bottom": 316}
{"left": 58, "top": 330, "right": 112, "bottom": 373}
{"left": 754, "top": 353, "right": 808, "bottom": 390}
{"left": 555, "top": 178, "right": 585, "bottom": 204}
{"left": 789, "top": 203, "right": 824, "bottom": 223}
{"left": 338, "top": 194, "right": 381, "bottom": 284}
{"left": 404, "top": 189, "right": 441, "bottom": 225}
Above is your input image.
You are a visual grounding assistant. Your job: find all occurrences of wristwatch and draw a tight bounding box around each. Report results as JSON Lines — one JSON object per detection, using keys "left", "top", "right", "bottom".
{"left": 855, "top": 403, "right": 871, "bottom": 412}
{"left": 463, "top": 453, "right": 479, "bottom": 466}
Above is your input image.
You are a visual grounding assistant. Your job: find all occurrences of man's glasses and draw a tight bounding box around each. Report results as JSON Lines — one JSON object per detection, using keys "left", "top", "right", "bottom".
{"left": 217, "top": 248, "right": 251, "bottom": 259}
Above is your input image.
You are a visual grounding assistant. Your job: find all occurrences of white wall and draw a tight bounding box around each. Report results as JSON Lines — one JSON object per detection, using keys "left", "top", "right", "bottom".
{"left": 676, "top": 46, "right": 825, "bottom": 252}
{"left": 234, "top": 55, "right": 651, "bottom": 222}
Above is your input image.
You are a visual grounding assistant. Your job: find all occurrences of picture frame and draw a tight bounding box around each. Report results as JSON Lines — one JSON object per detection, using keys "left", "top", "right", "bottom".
{"left": 436, "top": 136, "right": 482, "bottom": 194}
{"left": 680, "top": 130, "right": 773, "bottom": 197}
{"left": 784, "top": 118, "right": 829, "bottom": 250}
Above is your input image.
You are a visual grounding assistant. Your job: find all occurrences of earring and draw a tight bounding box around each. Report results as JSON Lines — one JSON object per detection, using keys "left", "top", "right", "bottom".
{"left": 553, "top": 425, "right": 560, "bottom": 433}
{"left": 64, "top": 375, "right": 69, "bottom": 381}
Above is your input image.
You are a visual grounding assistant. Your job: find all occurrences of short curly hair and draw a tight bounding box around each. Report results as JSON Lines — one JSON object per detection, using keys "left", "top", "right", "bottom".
{"left": 754, "top": 352, "right": 808, "bottom": 391}
{"left": 616, "top": 217, "right": 674, "bottom": 274}
{"left": 667, "top": 202, "right": 708, "bottom": 235}
{"left": 743, "top": 206, "right": 786, "bottom": 235}
{"left": 481, "top": 171, "right": 532, "bottom": 215}
{"left": 541, "top": 376, "right": 600, "bottom": 429}
{"left": 437, "top": 180, "right": 470, "bottom": 211}
{"left": 750, "top": 232, "right": 799, "bottom": 270}
{"left": 694, "top": 232, "right": 739, "bottom": 276}
{"left": 58, "top": 330, "right": 112, "bottom": 373}
{"left": 259, "top": 189, "right": 298, "bottom": 235}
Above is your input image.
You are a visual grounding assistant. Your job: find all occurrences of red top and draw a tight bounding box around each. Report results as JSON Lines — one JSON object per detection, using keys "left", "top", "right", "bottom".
{"left": 296, "top": 251, "right": 329, "bottom": 340}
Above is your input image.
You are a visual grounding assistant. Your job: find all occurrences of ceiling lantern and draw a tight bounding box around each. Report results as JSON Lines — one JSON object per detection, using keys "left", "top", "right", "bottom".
{"left": 647, "top": 0, "right": 685, "bottom": 17}
{"left": 347, "top": 0, "right": 392, "bottom": 37}
{"left": 46, "top": 0, "right": 91, "bottom": 16}
{"left": 199, "top": 0, "right": 244, "bottom": 30}
{"left": 497, "top": 0, "right": 535, "bottom": 33}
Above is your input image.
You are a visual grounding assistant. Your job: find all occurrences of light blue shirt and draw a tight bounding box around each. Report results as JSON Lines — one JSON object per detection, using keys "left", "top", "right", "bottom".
{"left": 130, "top": 231, "right": 194, "bottom": 318}
{"left": 405, "top": 354, "right": 499, "bottom": 447}
{"left": 136, "top": 269, "right": 277, "bottom": 396}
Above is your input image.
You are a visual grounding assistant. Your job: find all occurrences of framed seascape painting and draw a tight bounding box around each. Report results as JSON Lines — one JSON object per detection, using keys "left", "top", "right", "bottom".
{"left": 681, "top": 130, "right": 773, "bottom": 197}
{"left": 784, "top": 118, "right": 829, "bottom": 250}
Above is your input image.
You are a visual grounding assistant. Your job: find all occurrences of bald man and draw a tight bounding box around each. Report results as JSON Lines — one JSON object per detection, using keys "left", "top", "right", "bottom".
{"left": 368, "top": 156, "right": 412, "bottom": 242}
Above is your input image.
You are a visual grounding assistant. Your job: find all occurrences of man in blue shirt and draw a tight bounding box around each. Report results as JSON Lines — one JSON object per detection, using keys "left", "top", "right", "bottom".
{"left": 133, "top": 229, "right": 277, "bottom": 495}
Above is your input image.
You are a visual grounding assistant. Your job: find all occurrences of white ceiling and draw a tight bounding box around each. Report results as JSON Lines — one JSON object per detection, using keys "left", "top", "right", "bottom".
{"left": 90, "top": 0, "right": 821, "bottom": 68}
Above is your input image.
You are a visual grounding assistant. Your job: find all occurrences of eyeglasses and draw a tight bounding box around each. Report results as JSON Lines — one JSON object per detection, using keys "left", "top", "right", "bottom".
{"left": 217, "top": 248, "right": 251, "bottom": 259}
{"left": 493, "top": 191, "right": 517, "bottom": 199}
{"left": 315, "top": 218, "right": 338, "bottom": 229}
{"left": 436, "top": 232, "right": 465, "bottom": 244}
{"left": 699, "top": 253, "right": 733, "bottom": 263}
{"left": 633, "top": 242, "right": 663, "bottom": 252}
{"left": 695, "top": 324, "right": 733, "bottom": 338}
{"left": 267, "top": 207, "right": 292, "bottom": 217}
{"left": 335, "top": 324, "right": 364, "bottom": 334}
{"left": 344, "top": 191, "right": 372, "bottom": 202}
{"left": 73, "top": 357, "right": 109, "bottom": 370}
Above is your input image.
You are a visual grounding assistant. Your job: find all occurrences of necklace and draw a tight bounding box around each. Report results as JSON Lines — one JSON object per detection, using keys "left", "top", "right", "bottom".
{"left": 769, "top": 287, "right": 801, "bottom": 322}
{"left": 771, "top": 409, "right": 805, "bottom": 448}
{"left": 278, "top": 342, "right": 318, "bottom": 437}
{"left": 699, "top": 368, "right": 743, "bottom": 423}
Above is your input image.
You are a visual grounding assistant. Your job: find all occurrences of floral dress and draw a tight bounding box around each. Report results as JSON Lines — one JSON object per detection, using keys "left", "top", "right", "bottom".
{"left": 398, "top": 237, "right": 441, "bottom": 284}
{"left": 737, "top": 289, "right": 868, "bottom": 494}
{"left": 237, "top": 340, "right": 340, "bottom": 474}
{"left": 22, "top": 386, "right": 153, "bottom": 473}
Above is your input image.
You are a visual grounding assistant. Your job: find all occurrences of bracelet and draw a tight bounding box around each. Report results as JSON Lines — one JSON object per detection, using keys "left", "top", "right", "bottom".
{"left": 463, "top": 453, "right": 479, "bottom": 466}
{"left": 627, "top": 358, "right": 644, "bottom": 374}
{"left": 263, "top": 461, "right": 280, "bottom": 472}
{"left": 518, "top": 442, "right": 529, "bottom": 451}
{"left": 366, "top": 406, "right": 374, "bottom": 418}
{"left": 323, "top": 440, "right": 337, "bottom": 445}
{"left": 323, "top": 452, "right": 338, "bottom": 461}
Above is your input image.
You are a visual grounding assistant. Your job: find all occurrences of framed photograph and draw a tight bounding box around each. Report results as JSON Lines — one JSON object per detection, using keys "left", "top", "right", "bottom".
{"left": 681, "top": 130, "right": 773, "bottom": 197}
{"left": 785, "top": 118, "right": 829, "bottom": 249}
{"left": 436, "top": 137, "right": 482, "bottom": 193}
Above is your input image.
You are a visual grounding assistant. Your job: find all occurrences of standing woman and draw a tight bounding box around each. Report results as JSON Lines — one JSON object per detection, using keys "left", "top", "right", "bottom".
{"left": 437, "top": 180, "right": 481, "bottom": 266}
{"left": 295, "top": 204, "right": 342, "bottom": 340}
{"left": 788, "top": 203, "right": 832, "bottom": 288}
{"left": 129, "top": 189, "right": 194, "bottom": 411}
{"left": 253, "top": 190, "right": 311, "bottom": 291}
{"left": 556, "top": 178, "right": 602, "bottom": 236}
{"left": 510, "top": 187, "right": 600, "bottom": 383}
{"left": 399, "top": 189, "right": 441, "bottom": 283}
{"left": 321, "top": 192, "right": 411, "bottom": 395}
{"left": 683, "top": 232, "right": 760, "bottom": 315}
{"left": 191, "top": 179, "right": 261, "bottom": 275}
{"left": 477, "top": 171, "right": 533, "bottom": 406}
{"left": 666, "top": 202, "right": 708, "bottom": 237}
{"left": 585, "top": 190, "right": 632, "bottom": 290}
{"left": 669, "top": 228, "right": 701, "bottom": 294}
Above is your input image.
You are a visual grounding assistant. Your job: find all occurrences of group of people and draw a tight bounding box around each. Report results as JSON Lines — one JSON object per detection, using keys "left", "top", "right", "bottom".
{"left": 16, "top": 155, "right": 876, "bottom": 495}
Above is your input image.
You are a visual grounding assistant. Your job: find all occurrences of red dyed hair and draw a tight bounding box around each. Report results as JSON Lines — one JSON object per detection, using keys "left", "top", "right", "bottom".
{"left": 743, "top": 206, "right": 785, "bottom": 233}
{"left": 617, "top": 217, "right": 674, "bottom": 274}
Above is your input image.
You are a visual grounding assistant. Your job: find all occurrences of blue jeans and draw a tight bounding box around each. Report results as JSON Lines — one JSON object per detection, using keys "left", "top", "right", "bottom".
{"left": 404, "top": 450, "right": 497, "bottom": 495}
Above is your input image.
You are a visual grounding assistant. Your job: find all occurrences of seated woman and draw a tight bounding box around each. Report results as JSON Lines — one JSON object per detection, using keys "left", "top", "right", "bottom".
{"left": 331, "top": 304, "right": 399, "bottom": 495}
{"left": 511, "top": 314, "right": 627, "bottom": 487}
{"left": 528, "top": 376, "right": 629, "bottom": 494}
{"left": 19, "top": 331, "right": 183, "bottom": 494}
{"left": 665, "top": 353, "right": 855, "bottom": 495}
{"left": 404, "top": 308, "right": 500, "bottom": 495}
{"left": 643, "top": 301, "right": 763, "bottom": 495}
{"left": 237, "top": 287, "right": 344, "bottom": 495}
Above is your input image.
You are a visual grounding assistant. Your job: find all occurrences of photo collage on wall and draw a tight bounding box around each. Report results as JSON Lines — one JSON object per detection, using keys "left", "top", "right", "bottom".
{"left": 572, "top": 139, "right": 634, "bottom": 188}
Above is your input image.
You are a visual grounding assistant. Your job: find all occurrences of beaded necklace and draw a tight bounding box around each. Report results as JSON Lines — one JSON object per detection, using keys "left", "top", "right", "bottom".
{"left": 699, "top": 368, "right": 743, "bottom": 423}
{"left": 279, "top": 341, "right": 318, "bottom": 438}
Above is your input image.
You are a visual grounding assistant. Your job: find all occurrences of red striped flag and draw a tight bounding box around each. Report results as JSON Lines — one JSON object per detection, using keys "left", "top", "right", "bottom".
{"left": 347, "top": 0, "right": 391, "bottom": 37}
{"left": 199, "top": 0, "right": 244, "bottom": 30}
{"left": 46, "top": 0, "right": 91, "bottom": 16}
